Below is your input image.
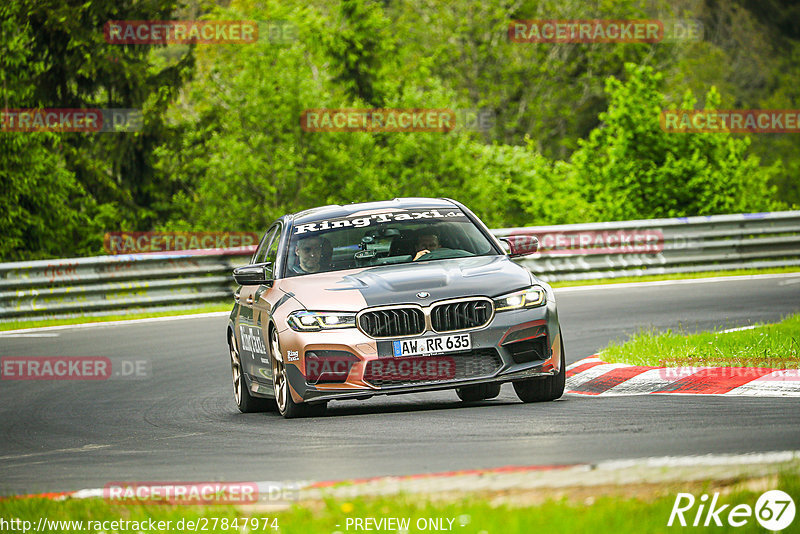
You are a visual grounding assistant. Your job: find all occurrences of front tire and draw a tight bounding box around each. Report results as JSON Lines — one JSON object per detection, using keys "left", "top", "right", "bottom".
{"left": 229, "top": 330, "right": 274, "bottom": 413}
{"left": 456, "top": 383, "right": 501, "bottom": 402}
{"left": 513, "top": 331, "right": 566, "bottom": 403}
{"left": 270, "top": 327, "right": 327, "bottom": 419}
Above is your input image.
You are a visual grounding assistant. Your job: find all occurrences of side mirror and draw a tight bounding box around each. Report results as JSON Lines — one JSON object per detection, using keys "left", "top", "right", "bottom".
{"left": 499, "top": 235, "right": 539, "bottom": 258}
{"left": 233, "top": 262, "right": 273, "bottom": 285}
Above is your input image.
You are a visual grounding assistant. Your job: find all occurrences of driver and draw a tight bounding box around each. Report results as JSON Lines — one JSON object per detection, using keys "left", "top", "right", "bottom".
{"left": 413, "top": 232, "right": 441, "bottom": 261}
{"left": 291, "top": 236, "right": 327, "bottom": 274}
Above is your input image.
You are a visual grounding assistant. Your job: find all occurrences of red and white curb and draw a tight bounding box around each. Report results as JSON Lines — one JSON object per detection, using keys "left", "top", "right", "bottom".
{"left": 566, "top": 356, "right": 800, "bottom": 396}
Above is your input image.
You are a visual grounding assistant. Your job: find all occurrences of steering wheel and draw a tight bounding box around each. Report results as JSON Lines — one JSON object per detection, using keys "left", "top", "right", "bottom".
{"left": 413, "top": 248, "right": 470, "bottom": 261}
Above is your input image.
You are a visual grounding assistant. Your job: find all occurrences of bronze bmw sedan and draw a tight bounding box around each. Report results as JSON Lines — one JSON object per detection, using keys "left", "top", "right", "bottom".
{"left": 227, "top": 198, "right": 564, "bottom": 418}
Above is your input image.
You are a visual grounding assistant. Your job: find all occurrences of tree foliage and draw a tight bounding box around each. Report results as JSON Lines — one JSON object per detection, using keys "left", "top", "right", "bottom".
{"left": 1, "top": 0, "right": 193, "bottom": 260}
{"left": 0, "top": 5, "right": 96, "bottom": 259}
{"left": 570, "top": 64, "right": 779, "bottom": 220}
{"left": 1, "top": 0, "right": 797, "bottom": 260}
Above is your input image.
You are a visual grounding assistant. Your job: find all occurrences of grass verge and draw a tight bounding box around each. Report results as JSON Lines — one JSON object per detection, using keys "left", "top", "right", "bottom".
{"left": 1, "top": 472, "right": 797, "bottom": 533}
{"left": 549, "top": 266, "right": 800, "bottom": 288}
{"left": 0, "top": 302, "right": 231, "bottom": 332}
{"left": 601, "top": 313, "right": 800, "bottom": 367}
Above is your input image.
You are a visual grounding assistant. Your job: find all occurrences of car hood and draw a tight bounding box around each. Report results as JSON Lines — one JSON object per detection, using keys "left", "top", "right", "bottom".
{"left": 277, "top": 255, "right": 533, "bottom": 311}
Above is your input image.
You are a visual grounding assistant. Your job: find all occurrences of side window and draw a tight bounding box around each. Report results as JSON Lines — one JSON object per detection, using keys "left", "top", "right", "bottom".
{"left": 265, "top": 224, "right": 282, "bottom": 265}
{"left": 253, "top": 226, "right": 278, "bottom": 265}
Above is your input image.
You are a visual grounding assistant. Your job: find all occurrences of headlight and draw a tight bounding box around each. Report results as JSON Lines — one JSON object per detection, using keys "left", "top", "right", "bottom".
{"left": 493, "top": 286, "right": 546, "bottom": 311}
{"left": 287, "top": 311, "right": 356, "bottom": 331}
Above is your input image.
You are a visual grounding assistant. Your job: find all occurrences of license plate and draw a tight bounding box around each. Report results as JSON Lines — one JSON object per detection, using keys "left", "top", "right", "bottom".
{"left": 392, "top": 333, "right": 471, "bottom": 357}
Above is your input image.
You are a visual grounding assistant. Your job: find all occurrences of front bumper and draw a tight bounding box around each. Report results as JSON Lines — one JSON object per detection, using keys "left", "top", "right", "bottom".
{"left": 248, "top": 299, "right": 561, "bottom": 404}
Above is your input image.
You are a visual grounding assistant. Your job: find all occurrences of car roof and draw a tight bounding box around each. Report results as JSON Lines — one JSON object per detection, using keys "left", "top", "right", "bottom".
{"left": 290, "top": 198, "right": 462, "bottom": 225}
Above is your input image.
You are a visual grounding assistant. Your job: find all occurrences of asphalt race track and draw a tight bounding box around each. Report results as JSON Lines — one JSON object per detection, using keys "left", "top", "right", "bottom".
{"left": 1, "top": 275, "right": 799, "bottom": 495}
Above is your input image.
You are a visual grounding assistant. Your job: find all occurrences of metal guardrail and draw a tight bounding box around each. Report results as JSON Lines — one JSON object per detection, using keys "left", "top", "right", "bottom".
{"left": 495, "top": 211, "right": 800, "bottom": 282}
{"left": 1, "top": 211, "right": 799, "bottom": 320}
{"left": 0, "top": 249, "right": 252, "bottom": 320}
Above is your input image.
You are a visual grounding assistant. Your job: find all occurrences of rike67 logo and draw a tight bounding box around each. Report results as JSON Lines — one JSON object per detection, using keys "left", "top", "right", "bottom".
{"left": 668, "top": 490, "right": 795, "bottom": 530}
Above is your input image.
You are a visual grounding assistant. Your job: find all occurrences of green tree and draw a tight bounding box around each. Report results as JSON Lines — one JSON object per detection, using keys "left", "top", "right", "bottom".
{"left": 0, "top": 7, "right": 98, "bottom": 260}
{"left": 2, "top": 0, "right": 195, "bottom": 247}
{"left": 570, "top": 63, "right": 779, "bottom": 220}
{"left": 154, "top": 0, "right": 590, "bottom": 232}
{"left": 388, "top": 0, "right": 695, "bottom": 157}
{"left": 325, "top": 0, "right": 396, "bottom": 107}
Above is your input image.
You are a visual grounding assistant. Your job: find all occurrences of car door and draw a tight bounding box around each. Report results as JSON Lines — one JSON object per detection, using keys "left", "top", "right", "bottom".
{"left": 248, "top": 221, "right": 289, "bottom": 385}
{"left": 236, "top": 224, "right": 280, "bottom": 384}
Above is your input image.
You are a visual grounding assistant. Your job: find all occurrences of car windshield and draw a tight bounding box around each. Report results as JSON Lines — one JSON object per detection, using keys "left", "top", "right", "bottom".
{"left": 284, "top": 208, "right": 499, "bottom": 277}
